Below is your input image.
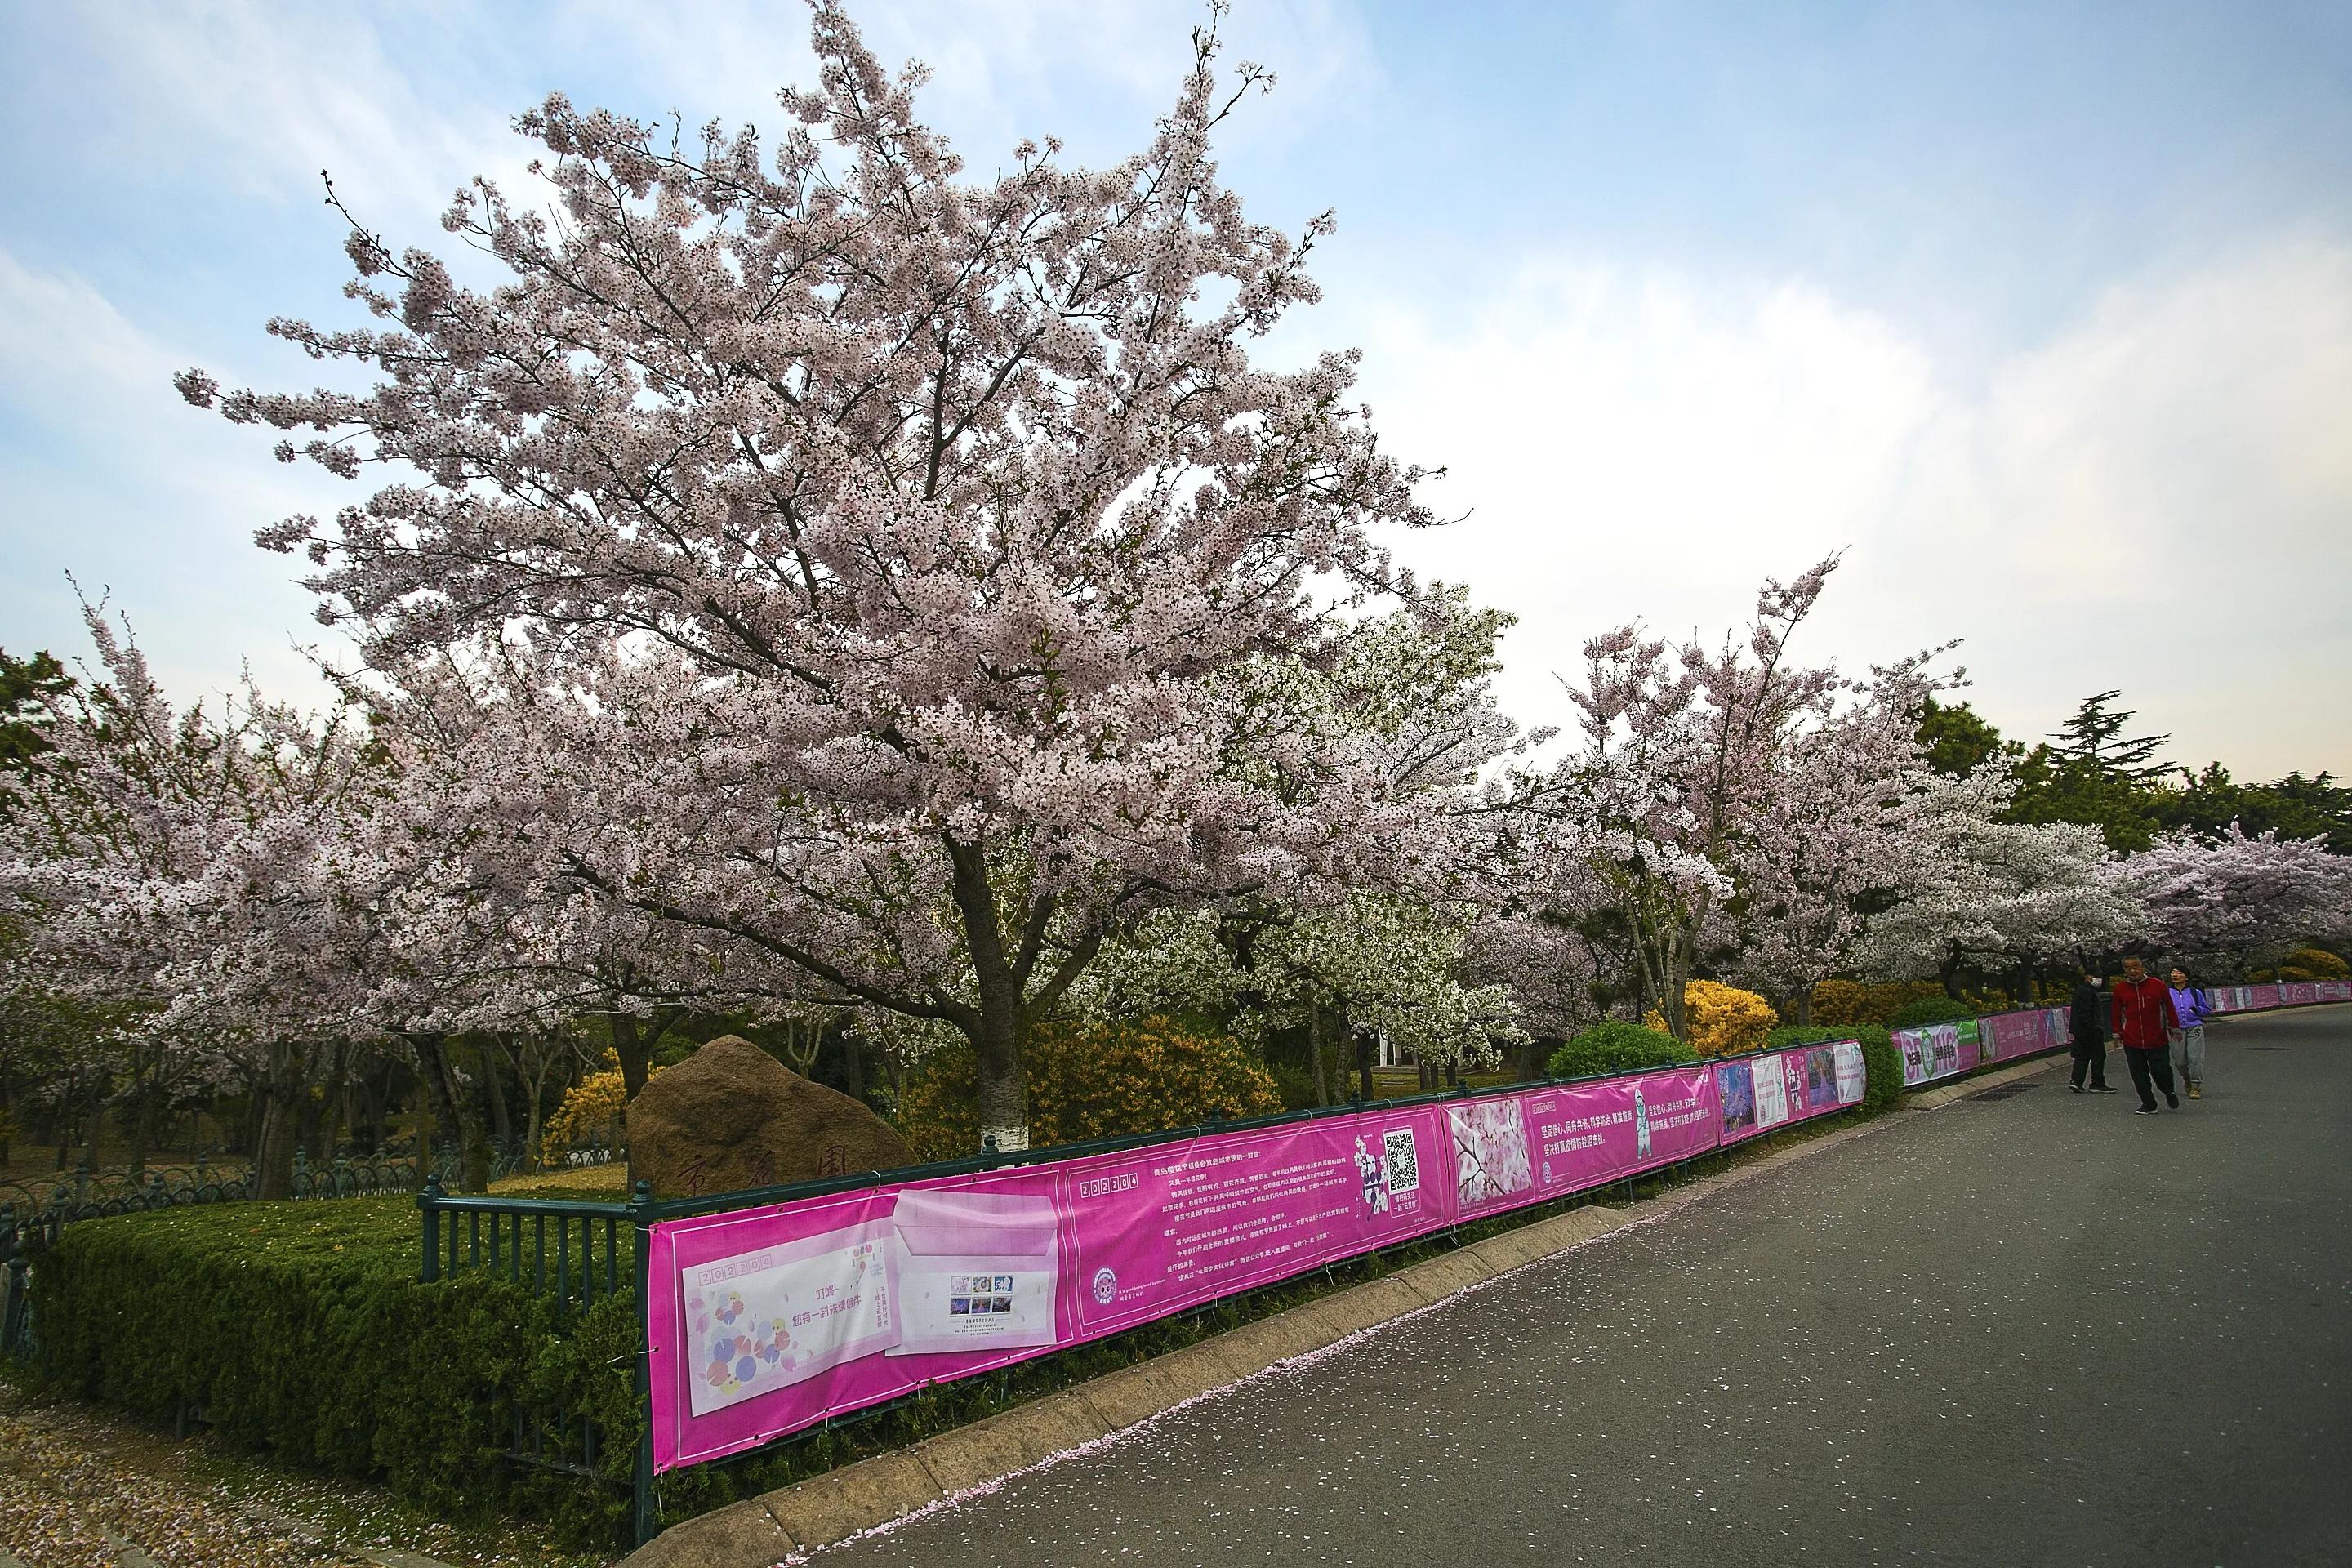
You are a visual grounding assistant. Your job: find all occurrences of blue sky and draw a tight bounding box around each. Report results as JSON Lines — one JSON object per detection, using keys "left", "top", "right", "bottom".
{"left": 4, "top": 1, "right": 2350, "bottom": 774}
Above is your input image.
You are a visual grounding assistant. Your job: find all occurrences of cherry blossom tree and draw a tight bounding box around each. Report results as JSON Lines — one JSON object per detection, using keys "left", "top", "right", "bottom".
{"left": 1855, "top": 767, "right": 2145, "bottom": 995}
{"left": 2114, "top": 824, "right": 2352, "bottom": 977}
{"left": 1726, "top": 657, "right": 1957, "bottom": 1021}
{"left": 1537, "top": 560, "right": 1869, "bottom": 1038}
{"left": 179, "top": 5, "right": 1447, "bottom": 1150}
{"left": 0, "top": 609, "right": 378, "bottom": 1194}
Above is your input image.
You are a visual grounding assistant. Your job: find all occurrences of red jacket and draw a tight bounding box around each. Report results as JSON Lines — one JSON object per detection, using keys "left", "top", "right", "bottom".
{"left": 2109, "top": 977, "right": 2177, "bottom": 1049}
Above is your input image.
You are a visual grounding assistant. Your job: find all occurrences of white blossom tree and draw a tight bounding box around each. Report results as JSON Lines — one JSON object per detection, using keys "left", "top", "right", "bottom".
{"left": 1537, "top": 559, "right": 1883, "bottom": 1037}
{"left": 2115, "top": 825, "right": 2352, "bottom": 977}
{"left": 1726, "top": 657, "right": 1958, "bottom": 1021}
{"left": 179, "top": 6, "right": 1450, "bottom": 1150}
{"left": 1856, "top": 766, "right": 2145, "bottom": 994}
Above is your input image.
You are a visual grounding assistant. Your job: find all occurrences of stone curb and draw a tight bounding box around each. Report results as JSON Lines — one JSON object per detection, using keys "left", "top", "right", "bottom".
{"left": 621, "top": 1054, "right": 2068, "bottom": 1567}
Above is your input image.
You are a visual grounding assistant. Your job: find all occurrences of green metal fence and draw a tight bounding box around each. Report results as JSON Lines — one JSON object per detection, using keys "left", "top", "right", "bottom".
{"left": 416, "top": 1174, "right": 653, "bottom": 1530}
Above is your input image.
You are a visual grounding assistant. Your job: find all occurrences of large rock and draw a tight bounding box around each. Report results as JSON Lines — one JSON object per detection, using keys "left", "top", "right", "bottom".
{"left": 627, "top": 1035, "right": 914, "bottom": 1200}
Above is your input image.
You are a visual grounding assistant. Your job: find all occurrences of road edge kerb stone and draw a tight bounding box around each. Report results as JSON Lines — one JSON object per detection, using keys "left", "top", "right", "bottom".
{"left": 621, "top": 1049, "right": 2070, "bottom": 1568}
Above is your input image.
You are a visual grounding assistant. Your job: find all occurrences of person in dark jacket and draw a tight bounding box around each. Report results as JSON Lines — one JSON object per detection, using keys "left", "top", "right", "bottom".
{"left": 2068, "top": 968, "right": 2114, "bottom": 1092}
{"left": 2109, "top": 956, "right": 2180, "bottom": 1114}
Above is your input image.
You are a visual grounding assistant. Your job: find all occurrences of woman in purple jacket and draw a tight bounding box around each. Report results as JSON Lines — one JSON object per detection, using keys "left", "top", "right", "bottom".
{"left": 2167, "top": 966, "right": 2212, "bottom": 1099}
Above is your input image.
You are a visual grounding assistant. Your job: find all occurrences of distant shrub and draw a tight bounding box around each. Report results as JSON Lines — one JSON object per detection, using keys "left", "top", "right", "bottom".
{"left": 2277, "top": 947, "right": 2350, "bottom": 982}
{"left": 1646, "top": 979, "right": 1778, "bottom": 1058}
{"left": 897, "top": 1016, "right": 1283, "bottom": 1159}
{"left": 1546, "top": 1021, "right": 1695, "bottom": 1080}
{"left": 1808, "top": 978, "right": 1949, "bottom": 1026}
{"left": 541, "top": 1051, "right": 643, "bottom": 1164}
{"left": 1886, "top": 996, "right": 1980, "bottom": 1029}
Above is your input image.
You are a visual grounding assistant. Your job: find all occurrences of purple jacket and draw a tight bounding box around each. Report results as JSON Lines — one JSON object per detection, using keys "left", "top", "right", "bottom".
{"left": 2168, "top": 986, "right": 2212, "bottom": 1030}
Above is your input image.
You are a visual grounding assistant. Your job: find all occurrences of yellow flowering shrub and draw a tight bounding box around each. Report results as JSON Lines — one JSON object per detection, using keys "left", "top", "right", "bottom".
{"left": 2278, "top": 947, "right": 2350, "bottom": 982}
{"left": 540, "top": 1050, "right": 648, "bottom": 1165}
{"left": 898, "top": 1016, "right": 1283, "bottom": 1159}
{"left": 1646, "top": 979, "right": 1779, "bottom": 1058}
{"left": 1806, "top": 978, "right": 1949, "bottom": 1027}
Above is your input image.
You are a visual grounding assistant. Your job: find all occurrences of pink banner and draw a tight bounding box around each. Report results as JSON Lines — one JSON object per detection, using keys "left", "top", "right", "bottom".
{"left": 646, "top": 1066, "right": 1746, "bottom": 1471}
{"left": 2248, "top": 983, "right": 2283, "bottom": 1009}
{"left": 1979, "top": 1006, "right": 2069, "bottom": 1063}
{"left": 1713, "top": 1042, "right": 1863, "bottom": 1146}
{"left": 2319, "top": 981, "right": 2351, "bottom": 1003}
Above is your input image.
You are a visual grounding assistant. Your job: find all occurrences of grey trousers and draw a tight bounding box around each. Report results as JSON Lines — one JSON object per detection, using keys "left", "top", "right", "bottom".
{"left": 2168, "top": 1024, "right": 2207, "bottom": 1087}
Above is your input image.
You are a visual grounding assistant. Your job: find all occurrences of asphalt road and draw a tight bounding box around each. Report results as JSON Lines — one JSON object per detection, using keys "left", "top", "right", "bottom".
{"left": 827, "top": 1006, "right": 2352, "bottom": 1568}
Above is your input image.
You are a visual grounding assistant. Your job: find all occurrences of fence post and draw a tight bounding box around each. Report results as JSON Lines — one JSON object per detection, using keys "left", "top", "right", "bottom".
{"left": 417, "top": 1174, "right": 444, "bottom": 1283}
{"left": 1, "top": 1251, "right": 26, "bottom": 1359}
{"left": 630, "top": 1177, "right": 658, "bottom": 1548}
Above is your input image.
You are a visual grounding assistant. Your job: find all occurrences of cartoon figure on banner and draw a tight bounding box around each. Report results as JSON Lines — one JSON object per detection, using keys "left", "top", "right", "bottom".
{"left": 1353, "top": 1134, "right": 1389, "bottom": 1215}
{"left": 1633, "top": 1083, "right": 1653, "bottom": 1160}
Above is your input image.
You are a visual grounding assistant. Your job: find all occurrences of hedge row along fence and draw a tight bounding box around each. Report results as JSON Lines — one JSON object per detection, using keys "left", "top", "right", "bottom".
{"left": 17, "top": 983, "right": 2348, "bottom": 1549}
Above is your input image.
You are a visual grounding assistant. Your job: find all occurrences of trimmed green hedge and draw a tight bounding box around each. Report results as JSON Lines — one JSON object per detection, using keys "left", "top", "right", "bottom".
{"left": 1885, "top": 996, "right": 1978, "bottom": 1028}
{"left": 1766, "top": 1023, "right": 1904, "bottom": 1115}
{"left": 29, "top": 1199, "right": 638, "bottom": 1547}
{"left": 1546, "top": 1020, "right": 1695, "bottom": 1079}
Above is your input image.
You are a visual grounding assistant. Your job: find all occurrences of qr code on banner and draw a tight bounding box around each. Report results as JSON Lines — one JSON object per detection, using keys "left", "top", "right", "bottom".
{"left": 1383, "top": 1127, "right": 1420, "bottom": 1194}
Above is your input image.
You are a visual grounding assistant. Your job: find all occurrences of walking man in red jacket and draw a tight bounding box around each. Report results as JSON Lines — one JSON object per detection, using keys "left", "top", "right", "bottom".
{"left": 2109, "top": 956, "right": 2180, "bottom": 1114}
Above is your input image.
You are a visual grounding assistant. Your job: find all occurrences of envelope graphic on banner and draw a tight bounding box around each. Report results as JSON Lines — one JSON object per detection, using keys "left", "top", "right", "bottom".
{"left": 885, "top": 1187, "right": 1062, "bottom": 1356}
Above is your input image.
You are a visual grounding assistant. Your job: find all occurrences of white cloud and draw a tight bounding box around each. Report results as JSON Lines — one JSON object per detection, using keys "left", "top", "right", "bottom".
{"left": 1343, "top": 238, "right": 2352, "bottom": 777}
{"left": 37, "top": 1, "right": 522, "bottom": 230}
{"left": 575, "top": 0, "right": 1375, "bottom": 168}
{"left": 0, "top": 247, "right": 349, "bottom": 710}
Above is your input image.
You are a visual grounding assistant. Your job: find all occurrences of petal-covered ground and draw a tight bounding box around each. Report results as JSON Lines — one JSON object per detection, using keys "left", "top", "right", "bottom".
{"left": 0, "top": 1387, "right": 602, "bottom": 1568}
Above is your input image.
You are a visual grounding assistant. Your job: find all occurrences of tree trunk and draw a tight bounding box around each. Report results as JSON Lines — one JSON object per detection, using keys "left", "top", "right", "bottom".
{"left": 840, "top": 1027, "right": 866, "bottom": 1103}
{"left": 359, "top": 1071, "right": 387, "bottom": 1155}
{"left": 521, "top": 1042, "right": 554, "bottom": 1166}
{"left": 296, "top": 1092, "right": 324, "bottom": 1167}
{"left": 252, "top": 1046, "right": 306, "bottom": 1200}
{"left": 1788, "top": 989, "right": 1812, "bottom": 1027}
{"left": 412, "top": 1034, "right": 492, "bottom": 1195}
{"left": 608, "top": 1013, "right": 651, "bottom": 1100}
{"left": 972, "top": 1005, "right": 1030, "bottom": 1152}
{"left": 253, "top": 1094, "right": 302, "bottom": 1200}
{"left": 1307, "top": 1005, "right": 1329, "bottom": 1107}
{"left": 1662, "top": 925, "right": 1695, "bottom": 1041}
{"left": 482, "top": 1037, "right": 514, "bottom": 1149}
{"left": 1940, "top": 943, "right": 1965, "bottom": 1000}
{"left": 1355, "top": 1029, "right": 1374, "bottom": 1102}
{"left": 125, "top": 1040, "right": 151, "bottom": 1182}
{"left": 945, "top": 835, "right": 1034, "bottom": 1152}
